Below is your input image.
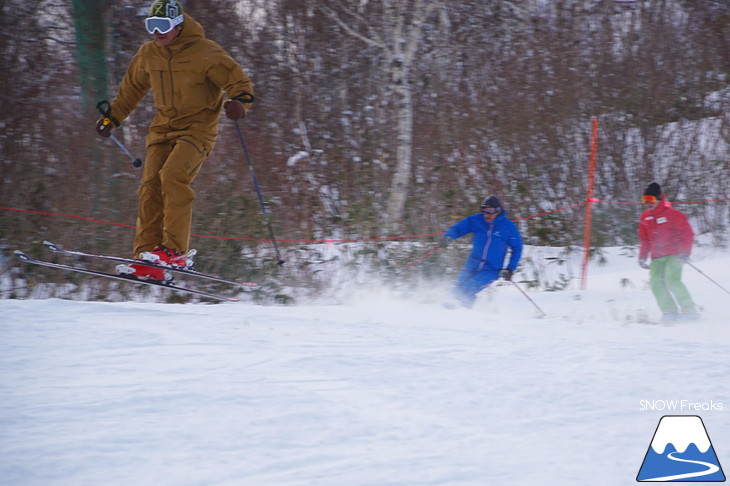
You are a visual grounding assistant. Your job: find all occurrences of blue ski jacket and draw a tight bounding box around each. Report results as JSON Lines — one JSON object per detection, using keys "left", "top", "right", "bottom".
{"left": 444, "top": 211, "right": 523, "bottom": 273}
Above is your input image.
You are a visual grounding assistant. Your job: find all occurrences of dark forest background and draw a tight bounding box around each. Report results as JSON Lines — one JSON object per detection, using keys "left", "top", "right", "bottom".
{"left": 1, "top": 0, "right": 728, "bottom": 301}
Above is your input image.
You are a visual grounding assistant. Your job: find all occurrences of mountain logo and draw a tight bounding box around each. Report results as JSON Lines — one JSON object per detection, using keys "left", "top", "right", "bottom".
{"left": 637, "top": 415, "right": 726, "bottom": 482}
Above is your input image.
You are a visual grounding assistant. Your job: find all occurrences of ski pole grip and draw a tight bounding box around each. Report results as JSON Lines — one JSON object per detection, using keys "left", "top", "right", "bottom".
{"left": 95, "top": 100, "right": 118, "bottom": 127}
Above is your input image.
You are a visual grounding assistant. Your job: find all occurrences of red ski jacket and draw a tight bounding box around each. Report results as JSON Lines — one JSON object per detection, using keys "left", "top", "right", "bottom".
{"left": 638, "top": 196, "right": 694, "bottom": 260}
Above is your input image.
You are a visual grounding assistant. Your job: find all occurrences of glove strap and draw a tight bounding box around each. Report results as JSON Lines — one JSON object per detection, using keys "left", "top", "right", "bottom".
{"left": 231, "top": 92, "right": 254, "bottom": 104}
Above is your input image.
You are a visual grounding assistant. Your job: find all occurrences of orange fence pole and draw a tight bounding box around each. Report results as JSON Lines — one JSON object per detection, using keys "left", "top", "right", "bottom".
{"left": 581, "top": 119, "right": 599, "bottom": 290}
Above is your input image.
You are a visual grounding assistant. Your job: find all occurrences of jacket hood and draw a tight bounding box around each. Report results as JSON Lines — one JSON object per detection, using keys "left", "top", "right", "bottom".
{"left": 643, "top": 194, "right": 672, "bottom": 216}
{"left": 169, "top": 13, "right": 204, "bottom": 48}
{"left": 657, "top": 193, "right": 672, "bottom": 209}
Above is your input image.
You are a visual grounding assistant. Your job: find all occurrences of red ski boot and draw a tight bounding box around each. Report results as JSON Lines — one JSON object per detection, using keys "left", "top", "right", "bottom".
{"left": 116, "top": 263, "right": 173, "bottom": 282}
{"left": 139, "top": 245, "right": 194, "bottom": 269}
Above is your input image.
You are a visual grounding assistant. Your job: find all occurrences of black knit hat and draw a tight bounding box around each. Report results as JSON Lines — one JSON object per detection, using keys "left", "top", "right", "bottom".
{"left": 480, "top": 195, "right": 502, "bottom": 211}
{"left": 643, "top": 182, "right": 662, "bottom": 198}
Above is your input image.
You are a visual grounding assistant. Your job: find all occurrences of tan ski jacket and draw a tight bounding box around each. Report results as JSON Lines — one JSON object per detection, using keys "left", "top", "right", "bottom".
{"left": 109, "top": 13, "right": 253, "bottom": 153}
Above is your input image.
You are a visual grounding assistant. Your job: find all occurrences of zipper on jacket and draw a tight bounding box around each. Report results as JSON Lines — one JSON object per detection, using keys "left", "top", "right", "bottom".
{"left": 478, "top": 222, "right": 494, "bottom": 272}
{"left": 167, "top": 54, "right": 175, "bottom": 113}
{"left": 158, "top": 70, "right": 166, "bottom": 106}
{"left": 163, "top": 47, "right": 176, "bottom": 130}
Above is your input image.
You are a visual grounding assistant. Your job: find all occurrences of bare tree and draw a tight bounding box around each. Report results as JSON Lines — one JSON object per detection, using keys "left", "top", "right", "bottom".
{"left": 318, "top": 0, "right": 445, "bottom": 233}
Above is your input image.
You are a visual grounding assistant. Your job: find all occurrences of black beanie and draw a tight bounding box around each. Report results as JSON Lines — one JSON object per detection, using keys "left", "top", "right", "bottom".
{"left": 644, "top": 182, "right": 662, "bottom": 198}
{"left": 481, "top": 195, "right": 502, "bottom": 210}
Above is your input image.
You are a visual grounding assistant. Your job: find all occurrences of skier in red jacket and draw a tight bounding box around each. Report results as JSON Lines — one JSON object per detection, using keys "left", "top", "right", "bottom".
{"left": 638, "top": 182, "right": 698, "bottom": 321}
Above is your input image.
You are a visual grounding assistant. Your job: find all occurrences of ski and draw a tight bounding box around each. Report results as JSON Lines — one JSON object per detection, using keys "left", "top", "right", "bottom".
{"left": 42, "top": 241, "right": 257, "bottom": 288}
{"left": 14, "top": 250, "right": 240, "bottom": 302}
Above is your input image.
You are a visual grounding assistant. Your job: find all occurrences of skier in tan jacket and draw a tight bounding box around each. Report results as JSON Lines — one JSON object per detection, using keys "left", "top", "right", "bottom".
{"left": 95, "top": 0, "right": 253, "bottom": 281}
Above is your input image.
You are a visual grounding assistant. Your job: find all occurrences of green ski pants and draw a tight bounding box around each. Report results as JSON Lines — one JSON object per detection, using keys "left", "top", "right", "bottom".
{"left": 649, "top": 255, "right": 696, "bottom": 315}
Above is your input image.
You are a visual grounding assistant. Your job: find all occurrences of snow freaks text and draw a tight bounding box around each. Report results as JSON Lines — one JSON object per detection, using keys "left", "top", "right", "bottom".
{"left": 639, "top": 400, "right": 724, "bottom": 412}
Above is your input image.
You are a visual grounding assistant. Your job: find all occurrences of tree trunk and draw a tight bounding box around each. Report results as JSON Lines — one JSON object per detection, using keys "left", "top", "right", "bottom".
{"left": 384, "top": 71, "right": 414, "bottom": 233}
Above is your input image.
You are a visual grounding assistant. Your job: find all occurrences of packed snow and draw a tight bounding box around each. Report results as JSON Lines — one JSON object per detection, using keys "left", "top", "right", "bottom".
{"left": 1, "top": 244, "right": 729, "bottom": 486}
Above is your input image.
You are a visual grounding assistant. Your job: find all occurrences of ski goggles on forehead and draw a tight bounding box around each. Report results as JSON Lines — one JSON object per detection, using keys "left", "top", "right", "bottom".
{"left": 641, "top": 195, "right": 658, "bottom": 204}
{"left": 481, "top": 206, "right": 500, "bottom": 214}
{"left": 145, "top": 14, "right": 183, "bottom": 34}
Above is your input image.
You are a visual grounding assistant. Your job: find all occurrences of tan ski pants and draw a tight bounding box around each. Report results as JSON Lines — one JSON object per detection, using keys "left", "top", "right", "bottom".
{"left": 133, "top": 138, "right": 207, "bottom": 257}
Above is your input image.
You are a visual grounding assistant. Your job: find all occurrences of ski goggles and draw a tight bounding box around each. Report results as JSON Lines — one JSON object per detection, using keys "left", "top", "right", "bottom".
{"left": 481, "top": 206, "right": 500, "bottom": 214}
{"left": 641, "top": 195, "right": 658, "bottom": 204}
{"left": 145, "top": 14, "right": 184, "bottom": 34}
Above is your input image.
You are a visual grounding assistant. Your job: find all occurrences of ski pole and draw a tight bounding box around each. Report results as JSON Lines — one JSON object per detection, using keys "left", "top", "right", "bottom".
{"left": 96, "top": 100, "right": 142, "bottom": 168}
{"left": 109, "top": 133, "right": 142, "bottom": 168}
{"left": 511, "top": 280, "right": 547, "bottom": 318}
{"left": 233, "top": 120, "right": 285, "bottom": 266}
{"left": 687, "top": 261, "right": 730, "bottom": 295}
{"left": 403, "top": 246, "right": 441, "bottom": 270}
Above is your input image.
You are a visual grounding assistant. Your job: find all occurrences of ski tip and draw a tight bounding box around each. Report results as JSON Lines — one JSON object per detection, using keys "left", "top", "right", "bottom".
{"left": 43, "top": 241, "right": 59, "bottom": 251}
{"left": 14, "top": 250, "right": 33, "bottom": 262}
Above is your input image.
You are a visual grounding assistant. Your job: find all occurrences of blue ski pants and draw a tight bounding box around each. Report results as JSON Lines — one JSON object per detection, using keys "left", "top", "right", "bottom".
{"left": 453, "top": 268, "right": 500, "bottom": 307}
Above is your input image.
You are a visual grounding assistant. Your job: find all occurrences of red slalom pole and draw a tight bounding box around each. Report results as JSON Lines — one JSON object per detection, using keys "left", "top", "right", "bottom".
{"left": 581, "top": 119, "right": 599, "bottom": 290}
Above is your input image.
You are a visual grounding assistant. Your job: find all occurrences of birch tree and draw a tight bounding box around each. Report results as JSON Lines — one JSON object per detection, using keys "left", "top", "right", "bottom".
{"left": 319, "top": 0, "right": 445, "bottom": 233}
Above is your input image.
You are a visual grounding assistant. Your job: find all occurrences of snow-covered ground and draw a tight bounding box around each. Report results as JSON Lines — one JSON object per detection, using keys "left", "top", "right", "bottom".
{"left": 1, "top": 245, "right": 728, "bottom": 485}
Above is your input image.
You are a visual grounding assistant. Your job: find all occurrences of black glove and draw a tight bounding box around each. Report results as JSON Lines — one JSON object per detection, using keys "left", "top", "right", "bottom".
{"left": 223, "top": 99, "right": 244, "bottom": 120}
{"left": 677, "top": 254, "right": 690, "bottom": 263}
{"left": 638, "top": 258, "right": 650, "bottom": 269}
{"left": 439, "top": 236, "right": 452, "bottom": 248}
{"left": 500, "top": 268, "right": 513, "bottom": 281}
{"left": 94, "top": 116, "right": 114, "bottom": 138}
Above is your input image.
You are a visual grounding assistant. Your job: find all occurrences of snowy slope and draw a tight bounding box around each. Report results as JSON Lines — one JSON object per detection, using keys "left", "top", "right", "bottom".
{"left": 1, "top": 247, "right": 729, "bottom": 486}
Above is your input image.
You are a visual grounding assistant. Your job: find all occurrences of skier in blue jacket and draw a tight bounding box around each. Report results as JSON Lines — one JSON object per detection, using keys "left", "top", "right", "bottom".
{"left": 440, "top": 195, "right": 523, "bottom": 307}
